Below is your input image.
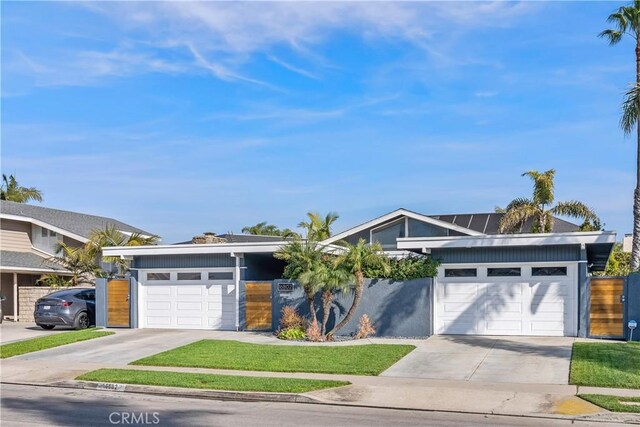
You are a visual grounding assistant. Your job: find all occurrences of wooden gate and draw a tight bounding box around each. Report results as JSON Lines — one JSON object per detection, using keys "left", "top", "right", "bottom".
{"left": 107, "top": 279, "right": 130, "bottom": 327}
{"left": 245, "top": 282, "right": 272, "bottom": 330}
{"left": 589, "top": 277, "right": 624, "bottom": 338}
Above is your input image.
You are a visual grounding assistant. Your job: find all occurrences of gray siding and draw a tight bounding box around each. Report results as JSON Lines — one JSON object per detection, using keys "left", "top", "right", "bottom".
{"left": 626, "top": 273, "right": 640, "bottom": 341}
{"left": 432, "top": 245, "right": 581, "bottom": 264}
{"left": 244, "top": 254, "right": 286, "bottom": 281}
{"left": 273, "top": 278, "right": 433, "bottom": 337}
{"left": 133, "top": 254, "right": 235, "bottom": 269}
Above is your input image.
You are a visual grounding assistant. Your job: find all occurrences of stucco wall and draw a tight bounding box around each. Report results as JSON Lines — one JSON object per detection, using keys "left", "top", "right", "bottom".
{"left": 18, "top": 286, "right": 54, "bottom": 322}
{"left": 272, "top": 278, "right": 433, "bottom": 337}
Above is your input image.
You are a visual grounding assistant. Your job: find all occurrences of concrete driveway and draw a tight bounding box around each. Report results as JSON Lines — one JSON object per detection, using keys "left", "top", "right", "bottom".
{"left": 381, "top": 335, "right": 574, "bottom": 385}
{"left": 0, "top": 322, "right": 74, "bottom": 344}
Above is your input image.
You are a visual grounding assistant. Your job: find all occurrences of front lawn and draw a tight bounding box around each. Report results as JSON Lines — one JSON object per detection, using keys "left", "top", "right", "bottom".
{"left": 131, "top": 340, "right": 415, "bottom": 376}
{"left": 0, "top": 328, "right": 114, "bottom": 359}
{"left": 579, "top": 394, "right": 640, "bottom": 413}
{"left": 77, "top": 369, "right": 350, "bottom": 393}
{"left": 570, "top": 342, "right": 640, "bottom": 389}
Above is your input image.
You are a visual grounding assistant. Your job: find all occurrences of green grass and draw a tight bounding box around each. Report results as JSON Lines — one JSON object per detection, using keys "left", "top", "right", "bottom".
{"left": 579, "top": 394, "right": 640, "bottom": 413}
{"left": 77, "top": 368, "right": 350, "bottom": 393}
{"left": 131, "top": 339, "right": 415, "bottom": 376}
{"left": 0, "top": 328, "right": 114, "bottom": 359}
{"left": 570, "top": 342, "right": 640, "bottom": 389}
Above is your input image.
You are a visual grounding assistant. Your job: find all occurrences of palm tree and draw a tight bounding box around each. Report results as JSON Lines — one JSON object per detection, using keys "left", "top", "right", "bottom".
{"left": 242, "top": 222, "right": 298, "bottom": 238}
{"left": 274, "top": 238, "right": 326, "bottom": 324}
{"left": 88, "top": 225, "right": 159, "bottom": 276}
{"left": 601, "top": 1, "right": 640, "bottom": 269}
{"left": 327, "top": 239, "right": 389, "bottom": 337}
{"left": 0, "top": 174, "right": 43, "bottom": 203}
{"left": 499, "top": 169, "right": 600, "bottom": 234}
{"left": 49, "top": 242, "right": 102, "bottom": 287}
{"left": 298, "top": 212, "right": 339, "bottom": 241}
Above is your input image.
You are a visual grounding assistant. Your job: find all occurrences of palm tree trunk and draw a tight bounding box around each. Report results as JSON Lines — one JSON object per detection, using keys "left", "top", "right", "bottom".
{"left": 633, "top": 39, "right": 640, "bottom": 271}
{"left": 306, "top": 294, "right": 317, "bottom": 324}
{"left": 321, "top": 290, "right": 333, "bottom": 336}
{"left": 327, "top": 271, "right": 364, "bottom": 337}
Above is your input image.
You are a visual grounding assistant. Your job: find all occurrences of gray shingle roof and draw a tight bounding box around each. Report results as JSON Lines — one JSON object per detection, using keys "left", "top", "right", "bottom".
{"left": 0, "top": 200, "right": 154, "bottom": 239}
{"left": 0, "top": 250, "right": 67, "bottom": 272}
{"left": 429, "top": 213, "right": 580, "bottom": 234}
{"left": 173, "top": 233, "right": 286, "bottom": 245}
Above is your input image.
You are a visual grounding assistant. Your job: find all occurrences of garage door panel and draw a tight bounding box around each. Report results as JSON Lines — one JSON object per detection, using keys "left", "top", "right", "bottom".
{"left": 437, "top": 266, "right": 576, "bottom": 337}
{"left": 142, "top": 281, "right": 236, "bottom": 330}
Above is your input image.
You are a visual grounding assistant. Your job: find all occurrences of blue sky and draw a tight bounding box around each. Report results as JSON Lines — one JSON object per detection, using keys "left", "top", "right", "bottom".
{"left": 1, "top": 1, "right": 635, "bottom": 243}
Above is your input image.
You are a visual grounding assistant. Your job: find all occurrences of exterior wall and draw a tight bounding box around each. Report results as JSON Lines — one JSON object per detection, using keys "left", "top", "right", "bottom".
{"left": 626, "top": 273, "right": 640, "bottom": 341}
{"left": 0, "top": 273, "right": 15, "bottom": 317}
{"left": 95, "top": 278, "right": 107, "bottom": 328}
{"left": 273, "top": 278, "right": 433, "bottom": 337}
{"left": 31, "top": 224, "right": 63, "bottom": 255}
{"left": 0, "top": 219, "right": 32, "bottom": 252}
{"left": 18, "top": 286, "right": 54, "bottom": 322}
{"left": 342, "top": 217, "right": 465, "bottom": 246}
{"left": 431, "top": 245, "right": 581, "bottom": 264}
{"left": 133, "top": 254, "right": 235, "bottom": 269}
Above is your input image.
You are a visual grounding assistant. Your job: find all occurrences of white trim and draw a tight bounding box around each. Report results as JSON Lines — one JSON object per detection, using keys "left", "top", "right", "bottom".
{"left": 397, "top": 231, "right": 616, "bottom": 250}
{"left": 234, "top": 254, "right": 242, "bottom": 331}
{"left": 13, "top": 273, "right": 17, "bottom": 321}
{"left": 0, "top": 266, "right": 70, "bottom": 274}
{"left": 322, "top": 208, "right": 483, "bottom": 245}
{"left": 0, "top": 213, "right": 89, "bottom": 243}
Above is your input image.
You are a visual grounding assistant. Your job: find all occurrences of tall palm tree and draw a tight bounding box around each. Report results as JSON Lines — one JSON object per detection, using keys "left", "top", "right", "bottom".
{"left": 601, "top": 1, "right": 640, "bottom": 269}
{"left": 88, "top": 225, "right": 159, "bottom": 276}
{"left": 499, "top": 170, "right": 600, "bottom": 234}
{"left": 241, "top": 222, "right": 298, "bottom": 238}
{"left": 298, "top": 211, "right": 339, "bottom": 241}
{"left": 0, "top": 174, "right": 43, "bottom": 203}
{"left": 274, "top": 238, "right": 326, "bottom": 324}
{"left": 327, "top": 239, "right": 389, "bottom": 337}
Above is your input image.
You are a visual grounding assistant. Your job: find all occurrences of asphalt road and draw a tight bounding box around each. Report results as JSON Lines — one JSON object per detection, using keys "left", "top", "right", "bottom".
{"left": 0, "top": 384, "right": 617, "bottom": 427}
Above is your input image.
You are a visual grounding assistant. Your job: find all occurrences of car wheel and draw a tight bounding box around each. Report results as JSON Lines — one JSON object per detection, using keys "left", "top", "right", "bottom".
{"left": 74, "top": 312, "right": 90, "bottom": 330}
{"left": 38, "top": 324, "right": 55, "bottom": 330}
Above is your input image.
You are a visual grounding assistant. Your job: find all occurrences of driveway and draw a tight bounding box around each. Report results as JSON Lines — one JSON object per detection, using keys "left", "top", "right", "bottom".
{"left": 381, "top": 335, "right": 574, "bottom": 385}
{"left": 0, "top": 322, "right": 73, "bottom": 344}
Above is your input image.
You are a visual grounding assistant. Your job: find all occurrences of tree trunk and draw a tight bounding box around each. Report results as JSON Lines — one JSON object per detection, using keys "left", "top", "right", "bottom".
{"left": 327, "top": 271, "right": 364, "bottom": 337}
{"left": 633, "top": 40, "right": 640, "bottom": 271}
{"left": 321, "top": 290, "right": 333, "bottom": 336}
{"left": 306, "top": 294, "right": 317, "bottom": 324}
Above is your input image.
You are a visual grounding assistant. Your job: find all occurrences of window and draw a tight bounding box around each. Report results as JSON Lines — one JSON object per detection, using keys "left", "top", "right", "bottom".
{"left": 50, "top": 231, "right": 56, "bottom": 237}
{"left": 532, "top": 266, "right": 567, "bottom": 276}
{"left": 41, "top": 227, "right": 48, "bottom": 237}
{"left": 487, "top": 267, "right": 521, "bottom": 277}
{"left": 177, "top": 272, "right": 202, "bottom": 281}
{"left": 208, "top": 272, "right": 234, "bottom": 280}
{"left": 371, "top": 219, "right": 405, "bottom": 250}
{"left": 444, "top": 268, "right": 477, "bottom": 278}
{"left": 147, "top": 272, "right": 170, "bottom": 281}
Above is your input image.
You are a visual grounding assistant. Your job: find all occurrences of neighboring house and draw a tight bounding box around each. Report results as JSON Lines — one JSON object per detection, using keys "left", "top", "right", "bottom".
{"left": 101, "top": 208, "right": 616, "bottom": 338}
{"left": 0, "top": 200, "right": 154, "bottom": 321}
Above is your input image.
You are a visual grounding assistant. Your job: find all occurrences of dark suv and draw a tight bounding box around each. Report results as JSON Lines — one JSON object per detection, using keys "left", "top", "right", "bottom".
{"left": 34, "top": 288, "right": 95, "bottom": 330}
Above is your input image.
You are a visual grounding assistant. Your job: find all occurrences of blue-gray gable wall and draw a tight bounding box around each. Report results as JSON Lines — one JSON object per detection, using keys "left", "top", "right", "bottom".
{"left": 239, "top": 254, "right": 285, "bottom": 331}
{"left": 431, "top": 245, "right": 581, "bottom": 264}
{"left": 626, "top": 273, "right": 640, "bottom": 341}
{"left": 132, "top": 254, "right": 235, "bottom": 269}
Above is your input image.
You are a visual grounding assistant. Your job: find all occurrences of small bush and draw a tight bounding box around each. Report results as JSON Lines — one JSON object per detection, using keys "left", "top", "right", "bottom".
{"left": 280, "top": 306, "right": 305, "bottom": 330}
{"left": 277, "top": 327, "right": 306, "bottom": 341}
{"left": 363, "top": 255, "right": 440, "bottom": 280}
{"left": 306, "top": 319, "right": 323, "bottom": 342}
{"left": 355, "top": 314, "right": 376, "bottom": 339}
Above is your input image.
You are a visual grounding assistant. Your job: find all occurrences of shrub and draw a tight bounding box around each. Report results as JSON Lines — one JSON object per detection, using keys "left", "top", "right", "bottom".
{"left": 280, "top": 306, "right": 305, "bottom": 330}
{"left": 277, "top": 326, "right": 306, "bottom": 340}
{"left": 305, "top": 319, "right": 323, "bottom": 342}
{"left": 354, "top": 314, "right": 376, "bottom": 339}
{"left": 363, "top": 255, "right": 440, "bottom": 280}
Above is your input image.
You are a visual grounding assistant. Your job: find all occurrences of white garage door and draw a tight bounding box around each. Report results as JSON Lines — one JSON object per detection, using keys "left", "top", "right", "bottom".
{"left": 139, "top": 271, "right": 236, "bottom": 329}
{"left": 436, "top": 265, "right": 577, "bottom": 336}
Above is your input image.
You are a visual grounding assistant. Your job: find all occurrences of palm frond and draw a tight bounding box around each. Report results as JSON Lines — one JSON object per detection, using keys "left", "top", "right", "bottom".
{"left": 621, "top": 83, "right": 640, "bottom": 135}
{"left": 505, "top": 197, "right": 533, "bottom": 212}
{"left": 552, "top": 200, "right": 599, "bottom": 222}
{"left": 498, "top": 204, "right": 539, "bottom": 233}
{"left": 522, "top": 169, "right": 555, "bottom": 206}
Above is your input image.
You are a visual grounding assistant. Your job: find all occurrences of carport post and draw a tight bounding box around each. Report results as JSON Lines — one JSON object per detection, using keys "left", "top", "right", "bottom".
{"left": 13, "top": 273, "right": 18, "bottom": 321}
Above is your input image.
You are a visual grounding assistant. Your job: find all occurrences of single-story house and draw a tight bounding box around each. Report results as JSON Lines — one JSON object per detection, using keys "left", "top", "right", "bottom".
{"left": 100, "top": 208, "right": 616, "bottom": 338}
{"left": 0, "top": 200, "right": 154, "bottom": 321}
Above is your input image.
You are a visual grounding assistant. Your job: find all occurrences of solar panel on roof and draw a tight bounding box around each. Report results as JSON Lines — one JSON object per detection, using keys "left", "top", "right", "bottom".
{"left": 469, "top": 214, "right": 490, "bottom": 233}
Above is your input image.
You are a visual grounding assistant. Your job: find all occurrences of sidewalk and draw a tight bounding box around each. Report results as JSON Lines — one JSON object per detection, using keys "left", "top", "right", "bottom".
{"left": 2, "top": 357, "right": 640, "bottom": 424}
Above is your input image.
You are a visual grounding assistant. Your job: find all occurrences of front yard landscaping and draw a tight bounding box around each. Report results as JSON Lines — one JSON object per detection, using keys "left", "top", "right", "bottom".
{"left": 0, "top": 328, "right": 114, "bottom": 359}
{"left": 77, "top": 369, "right": 349, "bottom": 393}
{"left": 131, "top": 339, "right": 415, "bottom": 376}
{"left": 579, "top": 394, "right": 640, "bottom": 413}
{"left": 570, "top": 342, "right": 640, "bottom": 389}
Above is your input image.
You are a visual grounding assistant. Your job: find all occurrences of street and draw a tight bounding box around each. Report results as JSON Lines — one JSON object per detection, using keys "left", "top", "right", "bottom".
{"left": 0, "top": 384, "right": 618, "bottom": 427}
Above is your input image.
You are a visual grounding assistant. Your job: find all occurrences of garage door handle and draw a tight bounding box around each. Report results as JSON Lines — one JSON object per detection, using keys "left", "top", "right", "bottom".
{"left": 621, "top": 295, "right": 626, "bottom": 303}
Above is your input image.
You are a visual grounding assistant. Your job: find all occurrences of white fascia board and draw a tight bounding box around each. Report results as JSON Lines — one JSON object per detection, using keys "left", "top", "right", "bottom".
{"left": 0, "top": 266, "right": 70, "bottom": 274}
{"left": 0, "top": 213, "right": 89, "bottom": 243}
{"left": 397, "top": 231, "right": 617, "bottom": 250}
{"left": 322, "top": 208, "right": 482, "bottom": 245}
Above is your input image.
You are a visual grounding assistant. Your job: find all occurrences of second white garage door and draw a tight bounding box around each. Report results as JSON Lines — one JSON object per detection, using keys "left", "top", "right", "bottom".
{"left": 140, "top": 282, "right": 236, "bottom": 329}
{"left": 436, "top": 264, "right": 577, "bottom": 336}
